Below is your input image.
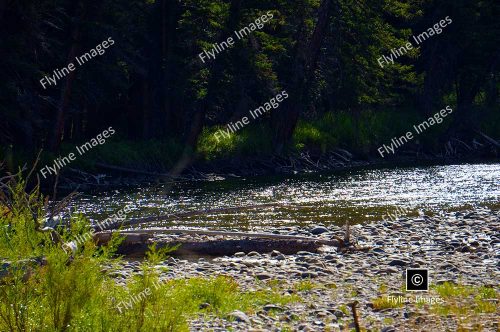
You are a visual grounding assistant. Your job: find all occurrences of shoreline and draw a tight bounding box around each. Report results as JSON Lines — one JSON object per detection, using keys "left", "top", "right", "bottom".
{"left": 43, "top": 153, "right": 499, "bottom": 193}
{"left": 107, "top": 206, "right": 500, "bottom": 331}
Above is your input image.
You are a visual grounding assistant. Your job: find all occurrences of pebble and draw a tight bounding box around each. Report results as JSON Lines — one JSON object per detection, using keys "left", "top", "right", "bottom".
{"left": 301, "top": 271, "right": 318, "bottom": 279}
{"left": 263, "top": 304, "right": 284, "bottom": 312}
{"left": 388, "top": 259, "right": 409, "bottom": 267}
{"left": 229, "top": 310, "right": 251, "bottom": 323}
{"left": 111, "top": 208, "right": 499, "bottom": 332}
{"left": 255, "top": 273, "right": 272, "bottom": 280}
{"left": 310, "top": 226, "right": 329, "bottom": 235}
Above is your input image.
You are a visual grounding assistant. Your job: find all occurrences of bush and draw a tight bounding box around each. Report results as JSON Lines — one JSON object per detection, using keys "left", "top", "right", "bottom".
{"left": 0, "top": 175, "right": 299, "bottom": 331}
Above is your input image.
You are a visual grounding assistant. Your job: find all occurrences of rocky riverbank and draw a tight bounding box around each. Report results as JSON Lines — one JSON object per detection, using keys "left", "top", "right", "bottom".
{"left": 109, "top": 207, "right": 499, "bottom": 331}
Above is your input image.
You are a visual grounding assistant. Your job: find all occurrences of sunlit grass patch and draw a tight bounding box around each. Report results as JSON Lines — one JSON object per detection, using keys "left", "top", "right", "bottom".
{"left": 383, "top": 317, "right": 394, "bottom": 325}
{"left": 197, "top": 124, "right": 273, "bottom": 160}
{"left": 197, "top": 126, "right": 242, "bottom": 160}
{"left": 431, "top": 283, "right": 498, "bottom": 316}
{"left": 252, "top": 288, "right": 301, "bottom": 308}
{"left": 294, "top": 279, "right": 318, "bottom": 292}
{"left": 371, "top": 296, "right": 405, "bottom": 310}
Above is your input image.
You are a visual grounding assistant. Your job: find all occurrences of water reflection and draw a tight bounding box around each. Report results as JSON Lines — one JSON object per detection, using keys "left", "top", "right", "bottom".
{"left": 73, "top": 163, "right": 500, "bottom": 229}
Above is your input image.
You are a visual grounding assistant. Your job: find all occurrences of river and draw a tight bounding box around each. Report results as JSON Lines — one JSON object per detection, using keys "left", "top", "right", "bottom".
{"left": 73, "top": 163, "right": 500, "bottom": 230}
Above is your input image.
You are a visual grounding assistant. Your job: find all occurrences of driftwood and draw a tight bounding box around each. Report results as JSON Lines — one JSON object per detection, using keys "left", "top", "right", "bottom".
{"left": 451, "top": 138, "right": 473, "bottom": 151}
{"left": 94, "top": 228, "right": 342, "bottom": 257}
{"left": 332, "top": 151, "right": 351, "bottom": 163}
{"left": 95, "top": 162, "right": 175, "bottom": 177}
{"left": 112, "top": 239, "right": 325, "bottom": 257}
{"left": 477, "top": 131, "right": 500, "bottom": 148}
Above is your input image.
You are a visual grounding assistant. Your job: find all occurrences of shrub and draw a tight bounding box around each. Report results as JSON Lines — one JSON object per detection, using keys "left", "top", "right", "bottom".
{"left": 0, "top": 175, "right": 299, "bottom": 331}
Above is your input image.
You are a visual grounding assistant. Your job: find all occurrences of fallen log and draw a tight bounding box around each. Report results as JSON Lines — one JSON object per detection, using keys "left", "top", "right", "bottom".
{"left": 94, "top": 228, "right": 342, "bottom": 257}
{"left": 94, "top": 162, "right": 168, "bottom": 176}
{"left": 95, "top": 228, "right": 341, "bottom": 246}
{"left": 115, "top": 239, "right": 325, "bottom": 257}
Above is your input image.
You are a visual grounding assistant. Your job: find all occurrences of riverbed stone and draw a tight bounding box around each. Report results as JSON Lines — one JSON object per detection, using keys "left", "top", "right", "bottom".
{"left": 388, "top": 259, "right": 409, "bottom": 266}
{"left": 270, "top": 250, "right": 282, "bottom": 257}
{"left": 255, "top": 273, "right": 272, "bottom": 280}
{"left": 229, "top": 310, "right": 251, "bottom": 323}
{"left": 310, "top": 226, "right": 329, "bottom": 235}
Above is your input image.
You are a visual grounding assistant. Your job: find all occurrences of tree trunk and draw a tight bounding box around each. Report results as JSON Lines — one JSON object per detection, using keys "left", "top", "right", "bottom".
{"left": 49, "top": 1, "right": 86, "bottom": 151}
{"left": 161, "top": 0, "right": 179, "bottom": 135}
{"left": 141, "top": 76, "right": 153, "bottom": 139}
{"left": 0, "top": 0, "right": 6, "bottom": 22}
{"left": 485, "top": 55, "right": 499, "bottom": 108}
{"left": 183, "top": 0, "right": 242, "bottom": 151}
{"left": 455, "top": 72, "right": 481, "bottom": 132}
{"left": 271, "top": 0, "right": 334, "bottom": 153}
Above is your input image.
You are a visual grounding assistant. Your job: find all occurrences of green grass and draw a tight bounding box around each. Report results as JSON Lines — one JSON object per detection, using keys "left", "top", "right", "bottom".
{"left": 197, "top": 124, "right": 274, "bottom": 160}
{"left": 294, "top": 279, "right": 317, "bottom": 292}
{"left": 371, "top": 296, "right": 405, "bottom": 310}
{"left": 1, "top": 139, "right": 186, "bottom": 182}
{"left": 196, "top": 107, "right": 458, "bottom": 160}
{"left": 292, "top": 109, "right": 436, "bottom": 155}
{"left": 4, "top": 105, "right": 498, "bottom": 176}
{"left": 0, "top": 176, "right": 300, "bottom": 331}
{"left": 67, "top": 138, "right": 185, "bottom": 172}
{"left": 431, "top": 282, "right": 498, "bottom": 316}
{"left": 368, "top": 282, "right": 498, "bottom": 330}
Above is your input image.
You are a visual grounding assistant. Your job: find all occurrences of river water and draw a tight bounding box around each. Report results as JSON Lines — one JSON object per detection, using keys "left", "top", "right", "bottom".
{"left": 74, "top": 163, "right": 500, "bottom": 230}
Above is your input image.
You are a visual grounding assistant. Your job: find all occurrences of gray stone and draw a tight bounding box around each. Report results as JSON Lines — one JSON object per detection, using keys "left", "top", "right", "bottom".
{"left": 378, "top": 266, "right": 399, "bottom": 274}
{"left": 388, "top": 259, "right": 409, "bottom": 267}
{"left": 270, "top": 250, "right": 282, "bottom": 257}
{"left": 255, "top": 273, "right": 272, "bottom": 280}
{"left": 263, "top": 304, "right": 284, "bottom": 312}
{"left": 301, "top": 271, "right": 318, "bottom": 278}
{"left": 229, "top": 310, "right": 251, "bottom": 323}
{"left": 311, "top": 226, "right": 329, "bottom": 235}
{"left": 199, "top": 302, "right": 211, "bottom": 309}
{"left": 298, "top": 324, "right": 314, "bottom": 331}
{"left": 332, "top": 309, "right": 345, "bottom": 318}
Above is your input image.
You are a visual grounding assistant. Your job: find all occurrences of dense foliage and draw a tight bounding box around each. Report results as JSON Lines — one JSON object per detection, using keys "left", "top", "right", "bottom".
{"left": 0, "top": 0, "right": 498, "bottom": 169}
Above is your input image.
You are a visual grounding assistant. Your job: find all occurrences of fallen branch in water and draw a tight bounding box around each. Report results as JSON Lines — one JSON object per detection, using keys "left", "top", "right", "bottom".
{"left": 95, "top": 162, "right": 172, "bottom": 177}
